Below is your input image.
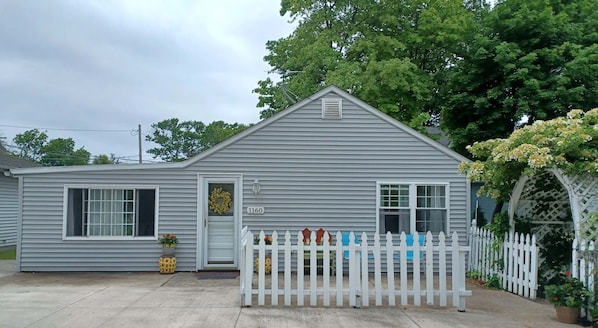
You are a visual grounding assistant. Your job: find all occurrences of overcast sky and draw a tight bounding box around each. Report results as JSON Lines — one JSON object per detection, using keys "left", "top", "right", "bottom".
{"left": 0, "top": 0, "right": 295, "bottom": 163}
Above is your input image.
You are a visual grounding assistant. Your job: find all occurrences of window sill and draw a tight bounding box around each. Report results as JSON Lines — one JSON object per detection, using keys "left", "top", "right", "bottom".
{"left": 62, "top": 236, "right": 157, "bottom": 241}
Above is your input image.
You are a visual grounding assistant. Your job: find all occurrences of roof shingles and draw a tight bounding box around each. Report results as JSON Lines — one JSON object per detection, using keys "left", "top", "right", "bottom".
{"left": 0, "top": 144, "right": 39, "bottom": 169}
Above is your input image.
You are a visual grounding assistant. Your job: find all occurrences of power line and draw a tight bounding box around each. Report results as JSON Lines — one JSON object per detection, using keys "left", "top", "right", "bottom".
{"left": 0, "top": 124, "right": 132, "bottom": 133}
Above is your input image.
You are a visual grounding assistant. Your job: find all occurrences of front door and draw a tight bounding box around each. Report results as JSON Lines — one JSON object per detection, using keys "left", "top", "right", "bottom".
{"left": 202, "top": 177, "right": 238, "bottom": 269}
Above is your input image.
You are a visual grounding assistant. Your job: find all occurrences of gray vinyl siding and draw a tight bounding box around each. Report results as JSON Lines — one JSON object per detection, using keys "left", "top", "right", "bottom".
{"left": 195, "top": 94, "right": 468, "bottom": 239}
{"left": 15, "top": 88, "right": 469, "bottom": 272}
{"left": 0, "top": 175, "right": 18, "bottom": 247}
{"left": 19, "top": 171, "right": 199, "bottom": 272}
{"left": 199, "top": 94, "right": 468, "bottom": 271}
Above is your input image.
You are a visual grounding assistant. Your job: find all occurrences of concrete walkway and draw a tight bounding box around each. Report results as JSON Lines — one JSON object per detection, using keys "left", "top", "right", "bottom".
{"left": 0, "top": 260, "right": 580, "bottom": 328}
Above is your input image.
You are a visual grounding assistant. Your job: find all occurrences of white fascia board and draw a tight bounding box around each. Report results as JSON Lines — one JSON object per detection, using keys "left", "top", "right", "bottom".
{"left": 10, "top": 162, "right": 184, "bottom": 175}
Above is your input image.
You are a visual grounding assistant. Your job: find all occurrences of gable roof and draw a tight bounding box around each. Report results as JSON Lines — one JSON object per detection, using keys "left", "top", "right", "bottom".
{"left": 181, "top": 85, "right": 469, "bottom": 166}
{"left": 10, "top": 85, "right": 468, "bottom": 175}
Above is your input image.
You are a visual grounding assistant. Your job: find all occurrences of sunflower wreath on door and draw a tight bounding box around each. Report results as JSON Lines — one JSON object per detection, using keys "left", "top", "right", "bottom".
{"left": 209, "top": 187, "right": 232, "bottom": 215}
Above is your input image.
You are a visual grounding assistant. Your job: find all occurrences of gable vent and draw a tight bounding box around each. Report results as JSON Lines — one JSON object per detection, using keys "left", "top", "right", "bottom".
{"left": 321, "top": 98, "right": 342, "bottom": 120}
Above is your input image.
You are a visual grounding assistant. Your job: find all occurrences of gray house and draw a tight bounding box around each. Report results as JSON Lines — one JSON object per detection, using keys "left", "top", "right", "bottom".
{"left": 0, "top": 144, "right": 38, "bottom": 249}
{"left": 10, "top": 86, "right": 470, "bottom": 272}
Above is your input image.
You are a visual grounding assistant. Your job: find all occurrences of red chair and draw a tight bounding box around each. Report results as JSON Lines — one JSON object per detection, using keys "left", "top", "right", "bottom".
{"left": 301, "top": 228, "right": 311, "bottom": 244}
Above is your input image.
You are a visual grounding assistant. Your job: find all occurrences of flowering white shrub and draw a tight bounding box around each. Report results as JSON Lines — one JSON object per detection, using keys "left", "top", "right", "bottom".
{"left": 460, "top": 108, "right": 598, "bottom": 200}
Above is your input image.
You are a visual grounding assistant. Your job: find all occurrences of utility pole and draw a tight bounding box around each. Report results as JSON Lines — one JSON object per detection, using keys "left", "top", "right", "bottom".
{"left": 138, "top": 124, "right": 142, "bottom": 164}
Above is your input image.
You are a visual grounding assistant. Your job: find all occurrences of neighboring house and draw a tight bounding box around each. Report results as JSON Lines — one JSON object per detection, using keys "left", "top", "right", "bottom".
{"left": 10, "top": 86, "right": 470, "bottom": 272}
{"left": 0, "top": 144, "right": 38, "bottom": 248}
{"left": 426, "top": 127, "right": 504, "bottom": 225}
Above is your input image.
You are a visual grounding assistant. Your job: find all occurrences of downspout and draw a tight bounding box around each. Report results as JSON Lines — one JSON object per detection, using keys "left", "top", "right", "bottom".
{"left": 6, "top": 169, "right": 22, "bottom": 272}
{"left": 16, "top": 173, "right": 23, "bottom": 272}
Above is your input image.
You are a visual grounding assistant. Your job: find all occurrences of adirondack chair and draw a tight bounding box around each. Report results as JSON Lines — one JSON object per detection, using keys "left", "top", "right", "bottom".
{"left": 341, "top": 232, "right": 374, "bottom": 260}
{"left": 341, "top": 232, "right": 360, "bottom": 260}
{"left": 301, "top": 227, "right": 311, "bottom": 244}
{"left": 303, "top": 228, "right": 334, "bottom": 275}
{"left": 395, "top": 233, "right": 426, "bottom": 261}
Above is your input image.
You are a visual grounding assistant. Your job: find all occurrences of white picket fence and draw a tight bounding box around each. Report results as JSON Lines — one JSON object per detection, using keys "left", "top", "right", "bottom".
{"left": 572, "top": 237, "right": 597, "bottom": 319}
{"left": 240, "top": 227, "right": 471, "bottom": 310}
{"left": 468, "top": 225, "right": 538, "bottom": 299}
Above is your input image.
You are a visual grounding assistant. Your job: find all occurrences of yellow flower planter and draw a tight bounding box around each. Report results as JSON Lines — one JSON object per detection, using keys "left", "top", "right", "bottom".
{"left": 159, "top": 255, "right": 176, "bottom": 274}
{"left": 255, "top": 256, "right": 272, "bottom": 274}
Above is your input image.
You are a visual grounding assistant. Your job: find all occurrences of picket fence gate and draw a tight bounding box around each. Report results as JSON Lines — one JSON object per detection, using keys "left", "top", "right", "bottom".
{"left": 240, "top": 227, "right": 471, "bottom": 310}
{"left": 468, "top": 225, "right": 538, "bottom": 299}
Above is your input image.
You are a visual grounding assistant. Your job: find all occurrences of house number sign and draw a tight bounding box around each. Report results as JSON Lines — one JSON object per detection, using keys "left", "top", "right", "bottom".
{"left": 247, "top": 207, "right": 265, "bottom": 215}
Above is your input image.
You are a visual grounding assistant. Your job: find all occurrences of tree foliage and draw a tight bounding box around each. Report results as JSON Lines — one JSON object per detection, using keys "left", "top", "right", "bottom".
{"left": 92, "top": 154, "right": 120, "bottom": 164}
{"left": 254, "top": 0, "right": 476, "bottom": 131}
{"left": 201, "top": 121, "right": 248, "bottom": 150}
{"left": 459, "top": 108, "right": 598, "bottom": 201}
{"left": 12, "top": 129, "right": 90, "bottom": 166}
{"left": 12, "top": 129, "right": 48, "bottom": 162}
{"left": 258, "top": 0, "right": 598, "bottom": 152}
{"left": 442, "top": 0, "right": 598, "bottom": 156}
{"left": 145, "top": 119, "right": 249, "bottom": 162}
{"left": 39, "top": 138, "right": 90, "bottom": 166}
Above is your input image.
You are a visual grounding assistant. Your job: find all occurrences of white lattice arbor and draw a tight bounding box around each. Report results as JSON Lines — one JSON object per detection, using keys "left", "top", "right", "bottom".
{"left": 510, "top": 169, "right": 598, "bottom": 240}
{"left": 508, "top": 169, "right": 598, "bottom": 283}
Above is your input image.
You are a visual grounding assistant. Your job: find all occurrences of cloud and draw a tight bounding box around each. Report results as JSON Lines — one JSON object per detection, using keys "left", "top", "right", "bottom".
{"left": 0, "top": 0, "right": 294, "bottom": 162}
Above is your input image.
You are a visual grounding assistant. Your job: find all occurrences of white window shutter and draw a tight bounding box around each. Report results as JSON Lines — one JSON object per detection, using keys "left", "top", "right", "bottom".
{"left": 321, "top": 98, "right": 342, "bottom": 119}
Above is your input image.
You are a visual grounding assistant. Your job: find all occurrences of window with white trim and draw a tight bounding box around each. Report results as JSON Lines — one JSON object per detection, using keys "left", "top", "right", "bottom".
{"left": 65, "top": 187, "right": 156, "bottom": 237}
{"left": 379, "top": 183, "right": 447, "bottom": 234}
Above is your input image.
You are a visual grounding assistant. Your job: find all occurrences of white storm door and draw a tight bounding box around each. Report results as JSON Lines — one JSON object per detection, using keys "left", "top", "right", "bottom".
{"left": 203, "top": 179, "right": 238, "bottom": 268}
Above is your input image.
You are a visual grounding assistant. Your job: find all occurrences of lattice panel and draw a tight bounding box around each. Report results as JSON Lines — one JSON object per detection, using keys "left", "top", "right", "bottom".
{"left": 514, "top": 172, "right": 573, "bottom": 286}
{"left": 515, "top": 172, "right": 571, "bottom": 224}
{"left": 567, "top": 174, "right": 598, "bottom": 240}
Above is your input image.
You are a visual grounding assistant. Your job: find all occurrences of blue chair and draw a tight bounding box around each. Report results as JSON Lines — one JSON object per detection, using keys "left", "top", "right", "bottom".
{"left": 341, "top": 232, "right": 359, "bottom": 260}
{"left": 341, "top": 232, "right": 374, "bottom": 260}
{"left": 396, "top": 234, "right": 426, "bottom": 261}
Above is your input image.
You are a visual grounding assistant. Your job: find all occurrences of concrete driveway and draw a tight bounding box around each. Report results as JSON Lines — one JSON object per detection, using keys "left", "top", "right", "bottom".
{"left": 0, "top": 260, "right": 579, "bottom": 328}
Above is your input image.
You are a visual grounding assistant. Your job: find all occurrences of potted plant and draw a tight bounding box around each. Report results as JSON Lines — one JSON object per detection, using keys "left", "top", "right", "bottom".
{"left": 254, "top": 234, "right": 272, "bottom": 274}
{"left": 159, "top": 233, "right": 178, "bottom": 255}
{"left": 588, "top": 304, "right": 598, "bottom": 327}
{"left": 544, "top": 271, "right": 592, "bottom": 324}
{"left": 158, "top": 233, "right": 178, "bottom": 274}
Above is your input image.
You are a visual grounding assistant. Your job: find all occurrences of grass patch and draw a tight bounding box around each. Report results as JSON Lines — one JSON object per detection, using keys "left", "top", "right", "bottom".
{"left": 0, "top": 248, "right": 16, "bottom": 260}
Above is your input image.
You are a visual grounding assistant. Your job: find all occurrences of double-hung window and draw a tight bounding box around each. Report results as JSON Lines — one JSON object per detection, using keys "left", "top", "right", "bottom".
{"left": 65, "top": 186, "right": 157, "bottom": 238}
{"left": 378, "top": 183, "right": 447, "bottom": 234}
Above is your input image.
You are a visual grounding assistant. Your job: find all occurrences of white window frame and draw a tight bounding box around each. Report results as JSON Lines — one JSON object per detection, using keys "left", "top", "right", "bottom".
{"left": 376, "top": 181, "right": 450, "bottom": 234}
{"left": 62, "top": 184, "right": 159, "bottom": 241}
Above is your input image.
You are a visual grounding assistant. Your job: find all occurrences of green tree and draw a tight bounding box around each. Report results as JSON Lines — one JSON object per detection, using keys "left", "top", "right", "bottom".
{"left": 12, "top": 129, "right": 48, "bottom": 162}
{"left": 145, "top": 119, "right": 248, "bottom": 162}
{"left": 92, "top": 154, "right": 119, "bottom": 164}
{"left": 40, "top": 138, "right": 90, "bottom": 166}
{"left": 442, "top": 0, "right": 598, "bottom": 156}
{"left": 254, "top": 0, "right": 476, "bottom": 131}
{"left": 12, "top": 129, "right": 97, "bottom": 166}
{"left": 145, "top": 119, "right": 205, "bottom": 162}
{"left": 201, "top": 121, "right": 248, "bottom": 149}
